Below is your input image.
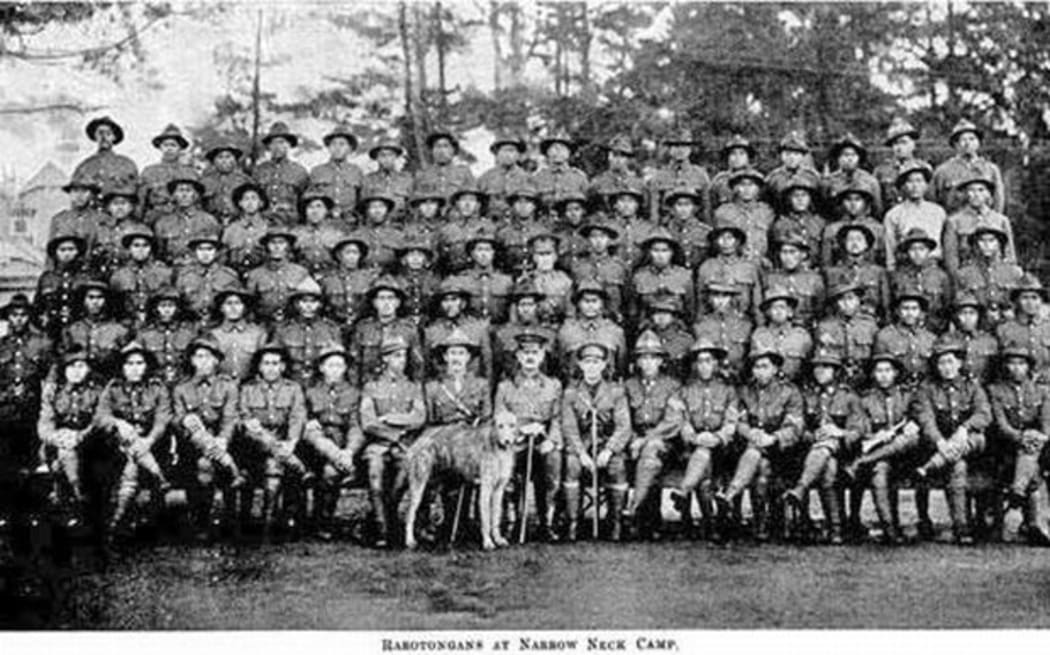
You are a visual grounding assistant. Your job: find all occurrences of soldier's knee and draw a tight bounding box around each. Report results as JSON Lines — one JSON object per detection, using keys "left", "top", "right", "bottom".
{"left": 264, "top": 475, "right": 282, "bottom": 494}
{"left": 563, "top": 454, "right": 581, "bottom": 481}
{"left": 871, "top": 462, "right": 891, "bottom": 488}
{"left": 607, "top": 454, "right": 628, "bottom": 481}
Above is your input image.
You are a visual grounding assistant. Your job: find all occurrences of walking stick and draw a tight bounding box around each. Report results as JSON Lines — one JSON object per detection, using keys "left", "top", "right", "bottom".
{"left": 450, "top": 483, "right": 467, "bottom": 547}
{"left": 519, "top": 428, "right": 536, "bottom": 544}
{"left": 591, "top": 407, "right": 599, "bottom": 540}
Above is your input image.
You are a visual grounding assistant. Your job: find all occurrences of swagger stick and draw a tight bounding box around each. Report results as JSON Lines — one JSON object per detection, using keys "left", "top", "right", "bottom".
{"left": 519, "top": 428, "right": 536, "bottom": 544}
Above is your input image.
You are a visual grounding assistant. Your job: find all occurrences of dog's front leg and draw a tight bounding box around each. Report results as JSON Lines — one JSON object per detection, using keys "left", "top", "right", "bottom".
{"left": 404, "top": 455, "right": 431, "bottom": 550}
{"left": 491, "top": 468, "right": 510, "bottom": 548}
{"left": 479, "top": 468, "right": 497, "bottom": 551}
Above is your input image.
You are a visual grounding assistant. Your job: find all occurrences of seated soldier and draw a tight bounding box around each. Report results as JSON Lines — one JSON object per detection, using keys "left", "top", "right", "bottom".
{"left": 138, "top": 287, "right": 197, "bottom": 388}
{"left": 814, "top": 282, "right": 878, "bottom": 389}
{"left": 352, "top": 276, "right": 424, "bottom": 386}
{"left": 496, "top": 182, "right": 544, "bottom": 277}
{"left": 244, "top": 227, "right": 311, "bottom": 326}
{"left": 95, "top": 342, "right": 173, "bottom": 540}
{"left": 392, "top": 235, "right": 440, "bottom": 328}
{"left": 692, "top": 282, "right": 753, "bottom": 383}
{"left": 222, "top": 182, "right": 273, "bottom": 275}
{"left": 997, "top": 274, "right": 1050, "bottom": 385}
{"left": 92, "top": 184, "right": 140, "bottom": 280}
{"left": 174, "top": 232, "right": 239, "bottom": 329}
{"left": 0, "top": 294, "right": 53, "bottom": 470}
{"left": 435, "top": 186, "right": 489, "bottom": 275}
{"left": 494, "top": 328, "right": 563, "bottom": 542}
{"left": 63, "top": 280, "right": 131, "bottom": 381}
{"left": 559, "top": 342, "right": 632, "bottom": 542}
{"left": 749, "top": 287, "right": 812, "bottom": 383}
{"left": 712, "top": 168, "right": 774, "bottom": 263}
{"left": 236, "top": 342, "right": 309, "bottom": 540}
{"left": 943, "top": 173, "right": 1017, "bottom": 280}
{"left": 843, "top": 350, "right": 921, "bottom": 545}
{"left": 301, "top": 345, "right": 362, "bottom": 541}
{"left": 821, "top": 182, "right": 886, "bottom": 267}
{"left": 423, "top": 278, "right": 492, "bottom": 382}
{"left": 955, "top": 225, "right": 1022, "bottom": 327}
{"left": 697, "top": 221, "right": 762, "bottom": 324}
{"left": 639, "top": 293, "right": 693, "bottom": 381}
{"left": 949, "top": 292, "right": 998, "bottom": 384}
{"left": 450, "top": 229, "right": 513, "bottom": 325}
{"left": 630, "top": 228, "right": 695, "bottom": 329}
{"left": 553, "top": 192, "right": 590, "bottom": 273}
{"left": 571, "top": 221, "right": 627, "bottom": 322}
{"left": 34, "top": 233, "right": 93, "bottom": 340}
{"left": 890, "top": 228, "right": 952, "bottom": 332}
{"left": 989, "top": 346, "right": 1050, "bottom": 546}
{"left": 494, "top": 280, "right": 557, "bottom": 381}
{"left": 603, "top": 181, "right": 649, "bottom": 270}
{"left": 770, "top": 171, "right": 825, "bottom": 259}
{"left": 556, "top": 278, "right": 627, "bottom": 382}
{"left": 824, "top": 222, "right": 889, "bottom": 323}
{"left": 108, "top": 225, "right": 173, "bottom": 329}
{"left": 670, "top": 339, "right": 739, "bottom": 542}
{"left": 622, "top": 331, "right": 684, "bottom": 541}
{"left": 523, "top": 232, "right": 574, "bottom": 328}
{"left": 319, "top": 232, "right": 379, "bottom": 335}
{"left": 874, "top": 289, "right": 937, "bottom": 390}
{"left": 206, "top": 285, "right": 267, "bottom": 382}
{"left": 172, "top": 335, "right": 243, "bottom": 541}
{"left": 350, "top": 335, "right": 426, "bottom": 548}
{"left": 153, "top": 173, "right": 221, "bottom": 267}
{"left": 883, "top": 159, "right": 944, "bottom": 270}
{"left": 356, "top": 192, "right": 402, "bottom": 272}
{"left": 273, "top": 278, "right": 343, "bottom": 389}
{"left": 762, "top": 229, "right": 825, "bottom": 329}
{"left": 781, "top": 349, "right": 864, "bottom": 545}
{"left": 293, "top": 188, "right": 347, "bottom": 276}
{"left": 661, "top": 187, "right": 711, "bottom": 271}
{"left": 913, "top": 336, "right": 992, "bottom": 545}
{"left": 716, "top": 349, "right": 804, "bottom": 542}
{"left": 202, "top": 139, "right": 253, "bottom": 227}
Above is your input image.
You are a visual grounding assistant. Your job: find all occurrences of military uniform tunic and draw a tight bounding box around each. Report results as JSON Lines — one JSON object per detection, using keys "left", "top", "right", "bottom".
{"left": 0, "top": 327, "right": 53, "bottom": 424}
{"left": 413, "top": 163, "right": 475, "bottom": 203}
{"left": 34, "top": 265, "right": 93, "bottom": 338}
{"left": 320, "top": 266, "right": 380, "bottom": 329}
{"left": 153, "top": 208, "right": 221, "bottom": 267}
{"left": 648, "top": 163, "right": 711, "bottom": 222}
{"left": 222, "top": 215, "right": 271, "bottom": 274}
{"left": 692, "top": 312, "right": 753, "bottom": 382}
{"left": 495, "top": 373, "right": 564, "bottom": 448}
{"left": 292, "top": 222, "right": 348, "bottom": 275}
{"left": 109, "top": 259, "right": 174, "bottom": 327}
{"left": 532, "top": 165, "right": 589, "bottom": 208}
{"left": 62, "top": 318, "right": 131, "bottom": 379}
{"left": 273, "top": 316, "right": 344, "bottom": 387}
{"left": 914, "top": 377, "right": 992, "bottom": 444}
{"left": 358, "top": 371, "right": 426, "bottom": 451}
{"left": 736, "top": 379, "right": 805, "bottom": 450}
{"left": 762, "top": 267, "right": 825, "bottom": 328}
{"left": 825, "top": 258, "right": 890, "bottom": 322}
{"left": 814, "top": 314, "right": 879, "bottom": 385}
{"left": 351, "top": 317, "right": 424, "bottom": 385}
{"left": 771, "top": 212, "right": 826, "bottom": 259}
{"left": 174, "top": 261, "right": 240, "bottom": 323}
{"left": 570, "top": 253, "right": 628, "bottom": 322}
{"left": 561, "top": 380, "right": 632, "bottom": 457}
{"left": 696, "top": 254, "right": 762, "bottom": 321}
{"left": 304, "top": 380, "right": 363, "bottom": 449}
{"left": 252, "top": 158, "right": 309, "bottom": 224}
{"left": 201, "top": 167, "right": 254, "bottom": 226}
{"left": 956, "top": 257, "right": 1024, "bottom": 313}
{"left": 624, "top": 375, "right": 683, "bottom": 448}
{"left": 423, "top": 316, "right": 493, "bottom": 380}
{"left": 942, "top": 206, "right": 1017, "bottom": 278}
{"left": 890, "top": 262, "right": 952, "bottom": 331}
{"left": 451, "top": 267, "right": 513, "bottom": 324}
{"left": 361, "top": 169, "right": 413, "bottom": 214}
{"left": 139, "top": 161, "right": 196, "bottom": 221}
{"left": 874, "top": 324, "right": 937, "bottom": 387}
{"left": 73, "top": 151, "right": 139, "bottom": 194}
{"left": 932, "top": 154, "right": 1006, "bottom": 214}
{"left": 425, "top": 375, "right": 492, "bottom": 425}
{"left": 750, "top": 324, "right": 813, "bottom": 382}
{"left": 556, "top": 317, "right": 627, "bottom": 380}
{"left": 629, "top": 264, "right": 695, "bottom": 325}
{"left": 800, "top": 383, "right": 865, "bottom": 453}
{"left": 205, "top": 320, "right": 267, "bottom": 381}
{"left": 477, "top": 165, "right": 530, "bottom": 217}
{"left": 239, "top": 378, "right": 307, "bottom": 451}
{"left": 951, "top": 327, "right": 998, "bottom": 384}
{"left": 244, "top": 260, "right": 311, "bottom": 324}
{"left": 95, "top": 378, "right": 172, "bottom": 445}
{"left": 310, "top": 159, "right": 363, "bottom": 219}
{"left": 139, "top": 320, "right": 198, "bottom": 387}
{"left": 989, "top": 379, "right": 1050, "bottom": 448}
{"left": 679, "top": 378, "right": 740, "bottom": 446}
{"left": 172, "top": 374, "right": 239, "bottom": 442}
{"left": 712, "top": 200, "right": 775, "bottom": 262}
{"left": 997, "top": 316, "right": 1050, "bottom": 384}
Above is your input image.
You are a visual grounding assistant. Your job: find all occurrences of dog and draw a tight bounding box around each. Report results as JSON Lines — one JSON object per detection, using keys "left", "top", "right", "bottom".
{"left": 404, "top": 411, "right": 519, "bottom": 551}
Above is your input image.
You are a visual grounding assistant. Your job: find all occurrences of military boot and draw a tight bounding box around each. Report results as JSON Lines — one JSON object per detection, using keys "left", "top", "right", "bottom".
{"left": 820, "top": 487, "right": 844, "bottom": 545}
{"left": 563, "top": 485, "right": 581, "bottom": 542}
{"left": 370, "top": 490, "right": 389, "bottom": 548}
{"left": 608, "top": 488, "right": 626, "bottom": 542}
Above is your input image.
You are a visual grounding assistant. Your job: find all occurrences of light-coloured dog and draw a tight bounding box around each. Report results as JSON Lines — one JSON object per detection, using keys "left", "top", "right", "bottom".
{"left": 404, "top": 411, "right": 519, "bottom": 551}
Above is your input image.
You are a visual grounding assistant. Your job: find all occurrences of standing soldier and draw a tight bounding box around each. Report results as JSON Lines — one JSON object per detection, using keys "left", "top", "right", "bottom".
{"left": 913, "top": 336, "right": 992, "bottom": 545}
{"left": 494, "top": 328, "right": 563, "bottom": 540}
{"left": 352, "top": 276, "right": 424, "bottom": 385}
{"left": 621, "top": 331, "right": 685, "bottom": 540}
{"left": 883, "top": 160, "right": 945, "bottom": 270}
{"left": 560, "top": 342, "right": 632, "bottom": 541}
{"left": 692, "top": 282, "right": 753, "bottom": 383}
{"left": 603, "top": 181, "right": 650, "bottom": 269}
{"left": 405, "top": 184, "right": 446, "bottom": 236}
{"left": 423, "top": 278, "right": 493, "bottom": 381}
{"left": 874, "top": 290, "right": 937, "bottom": 389}
{"left": 93, "top": 184, "right": 141, "bottom": 281}
{"left": 749, "top": 287, "right": 813, "bottom": 383}
{"left": 356, "top": 191, "right": 402, "bottom": 272}
{"left": 997, "top": 274, "right": 1050, "bottom": 385}
{"left": 822, "top": 181, "right": 886, "bottom": 267}
{"left": 764, "top": 131, "right": 818, "bottom": 214}
{"left": 34, "top": 233, "right": 93, "bottom": 339}
{"left": 640, "top": 293, "right": 694, "bottom": 381}
{"left": 201, "top": 137, "right": 251, "bottom": 226}
{"left": 73, "top": 115, "right": 139, "bottom": 194}
{"left": 873, "top": 117, "right": 924, "bottom": 210}
{"left": 452, "top": 229, "right": 514, "bottom": 325}
{"left": 696, "top": 221, "right": 762, "bottom": 323}
{"left": 942, "top": 174, "right": 1017, "bottom": 282}
{"left": 391, "top": 235, "right": 439, "bottom": 327}
{"left": 949, "top": 292, "right": 998, "bottom": 384}
{"left": 49, "top": 174, "right": 104, "bottom": 249}
{"left": 245, "top": 227, "right": 311, "bottom": 326}
{"left": 221, "top": 182, "right": 272, "bottom": 275}
{"left": 361, "top": 139, "right": 412, "bottom": 216}
{"left": 661, "top": 187, "right": 711, "bottom": 271}
{"left": 63, "top": 280, "right": 131, "bottom": 380}
{"left": 770, "top": 171, "right": 825, "bottom": 259}
{"left": 932, "top": 119, "right": 1006, "bottom": 214}
{"left": 108, "top": 224, "right": 173, "bottom": 329}
{"left": 0, "top": 295, "right": 53, "bottom": 474}
{"left": 174, "top": 232, "right": 240, "bottom": 327}
{"left": 172, "top": 335, "right": 244, "bottom": 540}
{"left": 532, "top": 130, "right": 588, "bottom": 209}
{"left": 320, "top": 233, "right": 379, "bottom": 334}
{"left": 824, "top": 223, "right": 890, "bottom": 322}
{"left": 350, "top": 334, "right": 427, "bottom": 548}
{"left": 629, "top": 228, "right": 695, "bottom": 327}
{"left": 293, "top": 187, "right": 347, "bottom": 276}
{"left": 494, "top": 280, "right": 558, "bottom": 380}
{"left": 782, "top": 349, "right": 865, "bottom": 545}
{"left": 989, "top": 346, "right": 1050, "bottom": 545}
{"left": 273, "top": 278, "right": 344, "bottom": 389}
{"left": 571, "top": 221, "right": 628, "bottom": 322}
{"left": 553, "top": 192, "right": 590, "bottom": 271}
{"left": 497, "top": 181, "right": 546, "bottom": 277}
{"left": 205, "top": 286, "right": 267, "bottom": 382}
{"left": 310, "top": 122, "right": 363, "bottom": 222}
{"left": 523, "top": 232, "right": 575, "bottom": 327}
{"left": 252, "top": 121, "right": 309, "bottom": 225}
{"left": 955, "top": 225, "right": 1023, "bottom": 326}
{"left": 557, "top": 279, "right": 627, "bottom": 381}
{"left": 435, "top": 186, "right": 490, "bottom": 276}
{"left": 890, "top": 228, "right": 952, "bottom": 332}
{"left": 814, "top": 282, "right": 879, "bottom": 389}
{"left": 414, "top": 130, "right": 475, "bottom": 204}
{"left": 763, "top": 229, "right": 825, "bottom": 329}
{"left": 478, "top": 133, "right": 530, "bottom": 219}
{"left": 718, "top": 348, "right": 804, "bottom": 542}
{"left": 139, "top": 124, "right": 195, "bottom": 224}
{"left": 153, "top": 171, "right": 221, "bottom": 266}
{"left": 821, "top": 133, "right": 883, "bottom": 218}
{"left": 138, "top": 287, "right": 197, "bottom": 388}
{"left": 591, "top": 134, "right": 646, "bottom": 210}
{"left": 648, "top": 129, "right": 710, "bottom": 223}
{"left": 711, "top": 134, "right": 757, "bottom": 210}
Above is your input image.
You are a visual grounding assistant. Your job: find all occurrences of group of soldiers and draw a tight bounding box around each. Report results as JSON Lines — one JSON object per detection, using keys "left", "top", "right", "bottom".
{"left": 1, "top": 111, "right": 1049, "bottom": 550}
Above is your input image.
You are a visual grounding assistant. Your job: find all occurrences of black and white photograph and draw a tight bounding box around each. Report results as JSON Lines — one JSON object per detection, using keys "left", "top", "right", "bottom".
{"left": 1, "top": 0, "right": 1050, "bottom": 639}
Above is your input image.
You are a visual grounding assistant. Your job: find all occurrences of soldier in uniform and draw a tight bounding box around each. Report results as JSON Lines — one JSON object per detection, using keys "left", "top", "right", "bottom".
{"left": 532, "top": 130, "right": 588, "bottom": 209}
{"left": 814, "top": 282, "right": 879, "bottom": 388}
{"left": 72, "top": 115, "right": 139, "bottom": 195}
{"left": 351, "top": 334, "right": 426, "bottom": 547}
{"left": 391, "top": 235, "right": 439, "bottom": 327}
{"left": 660, "top": 187, "right": 711, "bottom": 271}
{"left": 423, "top": 278, "right": 493, "bottom": 381}
{"left": 273, "top": 278, "right": 343, "bottom": 388}
{"left": 932, "top": 119, "right": 1006, "bottom": 214}
{"left": 138, "top": 287, "right": 197, "bottom": 388}
{"left": 556, "top": 279, "right": 627, "bottom": 381}
{"left": 252, "top": 122, "right": 309, "bottom": 225}
{"left": 824, "top": 223, "right": 890, "bottom": 322}
{"left": 764, "top": 131, "right": 819, "bottom": 214}
{"left": 34, "top": 233, "right": 93, "bottom": 339}
{"left": 553, "top": 192, "right": 590, "bottom": 272}
{"left": 603, "top": 181, "right": 650, "bottom": 269}
{"left": 356, "top": 192, "right": 402, "bottom": 272}
{"left": 494, "top": 280, "right": 558, "bottom": 381}
{"left": 711, "top": 168, "right": 774, "bottom": 263}
{"left": 293, "top": 187, "right": 348, "bottom": 276}
{"left": 478, "top": 134, "right": 529, "bottom": 219}
{"left": 452, "top": 229, "right": 514, "bottom": 324}
{"left": 205, "top": 286, "right": 267, "bottom": 382}
{"left": 361, "top": 139, "right": 412, "bottom": 216}
{"left": 153, "top": 171, "right": 221, "bottom": 266}
{"left": 949, "top": 292, "right": 998, "bottom": 384}
{"left": 497, "top": 181, "right": 545, "bottom": 277}
{"left": 821, "top": 133, "right": 884, "bottom": 218}
{"left": 320, "top": 233, "right": 379, "bottom": 334}
{"left": 560, "top": 342, "right": 632, "bottom": 541}
{"left": 883, "top": 160, "right": 945, "bottom": 270}
{"left": 301, "top": 344, "right": 362, "bottom": 539}
{"left": 93, "top": 184, "right": 141, "bottom": 280}
{"left": 0, "top": 295, "right": 53, "bottom": 477}
{"left": 640, "top": 293, "right": 694, "bottom": 381}
{"left": 63, "top": 280, "right": 131, "bottom": 380}
{"left": 996, "top": 274, "right": 1050, "bottom": 385}
{"left": 990, "top": 346, "right": 1050, "bottom": 546}
{"left": 955, "top": 225, "right": 1023, "bottom": 327}
{"left": 621, "top": 331, "right": 684, "bottom": 540}
{"left": 523, "top": 232, "right": 574, "bottom": 327}
{"left": 352, "top": 276, "right": 424, "bottom": 385}
{"left": 49, "top": 174, "right": 104, "bottom": 252}
{"left": 423, "top": 329, "right": 492, "bottom": 433}
{"left": 763, "top": 229, "right": 825, "bottom": 329}
{"left": 436, "top": 186, "right": 490, "bottom": 275}
{"left": 222, "top": 182, "right": 272, "bottom": 275}
{"left": 873, "top": 118, "right": 924, "bottom": 210}
{"left": 873, "top": 290, "right": 936, "bottom": 393}
{"left": 494, "top": 328, "right": 563, "bottom": 540}
{"left": 844, "top": 350, "right": 922, "bottom": 545}
{"left": 571, "top": 221, "right": 628, "bottom": 322}
{"left": 236, "top": 342, "right": 309, "bottom": 538}
{"left": 890, "top": 228, "right": 952, "bottom": 332}
{"left": 671, "top": 338, "right": 739, "bottom": 541}
{"left": 591, "top": 134, "right": 646, "bottom": 211}
{"left": 201, "top": 137, "right": 251, "bottom": 226}
{"left": 781, "top": 349, "right": 864, "bottom": 545}
{"left": 942, "top": 173, "right": 1017, "bottom": 280}
{"left": 696, "top": 221, "right": 762, "bottom": 323}
{"left": 172, "top": 335, "right": 243, "bottom": 540}
{"left": 692, "top": 282, "right": 752, "bottom": 383}
{"left": 646, "top": 129, "right": 710, "bottom": 222}
{"left": 821, "top": 181, "right": 886, "bottom": 268}
{"left": 629, "top": 228, "right": 695, "bottom": 327}
{"left": 139, "top": 124, "right": 195, "bottom": 224}
{"left": 414, "top": 130, "right": 475, "bottom": 203}
{"left": 309, "top": 122, "right": 363, "bottom": 221}
{"left": 108, "top": 224, "right": 173, "bottom": 329}
{"left": 711, "top": 134, "right": 757, "bottom": 209}
{"left": 95, "top": 342, "right": 172, "bottom": 537}
{"left": 749, "top": 287, "right": 813, "bottom": 383}
{"left": 244, "top": 227, "right": 311, "bottom": 325}
{"left": 913, "top": 336, "right": 992, "bottom": 544}
{"left": 717, "top": 349, "right": 804, "bottom": 542}
{"left": 770, "top": 170, "right": 825, "bottom": 260}
{"left": 174, "top": 232, "right": 240, "bottom": 328}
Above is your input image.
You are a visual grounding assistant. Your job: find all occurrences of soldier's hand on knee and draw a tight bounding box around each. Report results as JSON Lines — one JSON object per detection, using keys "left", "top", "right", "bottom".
{"left": 697, "top": 432, "right": 720, "bottom": 449}
{"left": 578, "top": 452, "right": 595, "bottom": 472}
{"left": 538, "top": 440, "right": 555, "bottom": 456}
{"left": 596, "top": 449, "right": 612, "bottom": 469}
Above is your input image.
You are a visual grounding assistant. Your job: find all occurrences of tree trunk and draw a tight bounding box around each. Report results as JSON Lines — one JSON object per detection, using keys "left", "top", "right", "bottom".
{"left": 578, "top": 2, "right": 591, "bottom": 95}
{"left": 490, "top": 0, "right": 503, "bottom": 90}
{"left": 508, "top": 2, "right": 524, "bottom": 86}
{"left": 401, "top": 3, "right": 427, "bottom": 167}
{"left": 435, "top": 2, "right": 448, "bottom": 124}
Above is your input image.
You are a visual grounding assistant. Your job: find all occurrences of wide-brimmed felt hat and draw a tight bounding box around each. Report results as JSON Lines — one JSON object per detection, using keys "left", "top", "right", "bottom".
{"left": 119, "top": 223, "right": 155, "bottom": 249}
{"left": 663, "top": 128, "right": 700, "bottom": 147}
{"left": 632, "top": 330, "right": 667, "bottom": 357}
{"left": 760, "top": 287, "right": 799, "bottom": 311}
{"left": 954, "top": 172, "right": 996, "bottom": 193}
{"left": 836, "top": 222, "right": 875, "bottom": 250}
{"left": 425, "top": 130, "right": 460, "bottom": 152}
{"left": 778, "top": 130, "right": 810, "bottom": 154}
{"left": 433, "top": 328, "right": 480, "bottom": 355}
{"left": 968, "top": 224, "right": 1009, "bottom": 249}
{"left": 828, "top": 132, "right": 868, "bottom": 166}
{"left": 727, "top": 167, "right": 765, "bottom": 188}
{"left": 187, "top": 334, "right": 225, "bottom": 361}
{"left": 299, "top": 187, "right": 336, "bottom": 214}
{"left": 357, "top": 192, "right": 397, "bottom": 215}
{"left": 322, "top": 122, "right": 358, "bottom": 150}
{"left": 261, "top": 121, "right": 299, "bottom": 148}
{"left": 205, "top": 136, "right": 244, "bottom": 162}
{"left": 578, "top": 221, "right": 620, "bottom": 240}
{"left": 1010, "top": 274, "right": 1048, "bottom": 301}
{"left": 47, "top": 232, "right": 87, "bottom": 259}
{"left": 101, "top": 184, "right": 139, "bottom": 206}
{"left": 62, "top": 174, "right": 100, "bottom": 194}
{"left": 165, "top": 169, "right": 206, "bottom": 196}
{"left": 748, "top": 348, "right": 784, "bottom": 367}
{"left": 0, "top": 293, "right": 32, "bottom": 319}
{"left": 894, "top": 159, "right": 933, "bottom": 187}
{"left": 572, "top": 278, "right": 608, "bottom": 303}
{"left": 232, "top": 181, "right": 270, "bottom": 211}
{"left": 720, "top": 134, "right": 757, "bottom": 160}
{"left": 809, "top": 348, "right": 843, "bottom": 368}
{"left": 949, "top": 119, "right": 982, "bottom": 146}
{"left": 489, "top": 133, "right": 526, "bottom": 154}
{"left": 259, "top": 226, "right": 297, "bottom": 248}
{"left": 151, "top": 123, "right": 189, "bottom": 150}
{"left": 539, "top": 130, "right": 577, "bottom": 156}
{"left": 690, "top": 337, "right": 727, "bottom": 359}
{"left": 331, "top": 231, "right": 371, "bottom": 260}
{"left": 290, "top": 277, "right": 324, "bottom": 302}
{"left": 368, "top": 138, "right": 405, "bottom": 159}
{"left": 884, "top": 117, "right": 920, "bottom": 146}
{"left": 85, "top": 115, "right": 125, "bottom": 144}
{"left": 930, "top": 336, "right": 966, "bottom": 360}
{"left": 898, "top": 227, "right": 937, "bottom": 252}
